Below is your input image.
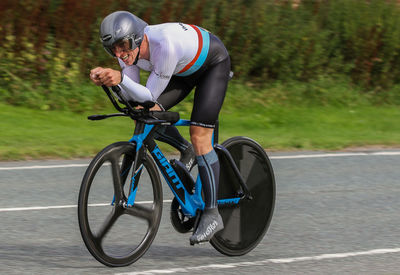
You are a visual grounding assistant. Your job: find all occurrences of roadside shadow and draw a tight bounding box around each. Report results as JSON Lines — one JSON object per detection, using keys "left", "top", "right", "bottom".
{"left": 0, "top": 243, "right": 223, "bottom": 269}
{"left": 0, "top": 244, "right": 107, "bottom": 269}
{"left": 144, "top": 244, "right": 222, "bottom": 260}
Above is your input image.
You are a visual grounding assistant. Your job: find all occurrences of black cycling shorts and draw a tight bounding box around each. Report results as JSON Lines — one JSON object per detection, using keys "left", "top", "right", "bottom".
{"left": 157, "top": 33, "right": 231, "bottom": 128}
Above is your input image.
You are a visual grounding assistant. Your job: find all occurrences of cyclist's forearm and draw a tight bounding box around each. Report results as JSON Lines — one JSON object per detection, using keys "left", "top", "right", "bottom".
{"left": 119, "top": 73, "right": 153, "bottom": 102}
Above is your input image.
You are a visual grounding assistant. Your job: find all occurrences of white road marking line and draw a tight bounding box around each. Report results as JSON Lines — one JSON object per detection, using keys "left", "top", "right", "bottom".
{"left": 270, "top": 151, "right": 400, "bottom": 159}
{"left": 0, "top": 163, "right": 90, "bottom": 170}
{"left": 1, "top": 151, "right": 399, "bottom": 171}
{"left": 0, "top": 200, "right": 172, "bottom": 212}
{"left": 115, "top": 248, "right": 400, "bottom": 275}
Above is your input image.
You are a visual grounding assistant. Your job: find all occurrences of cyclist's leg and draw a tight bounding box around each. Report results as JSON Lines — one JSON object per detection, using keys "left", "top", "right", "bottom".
{"left": 189, "top": 57, "right": 231, "bottom": 244}
{"left": 190, "top": 126, "right": 218, "bottom": 207}
{"left": 190, "top": 139, "right": 224, "bottom": 243}
{"left": 156, "top": 78, "right": 196, "bottom": 169}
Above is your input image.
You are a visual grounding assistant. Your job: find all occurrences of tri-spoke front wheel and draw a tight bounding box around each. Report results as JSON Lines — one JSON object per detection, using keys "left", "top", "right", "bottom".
{"left": 78, "top": 142, "right": 162, "bottom": 267}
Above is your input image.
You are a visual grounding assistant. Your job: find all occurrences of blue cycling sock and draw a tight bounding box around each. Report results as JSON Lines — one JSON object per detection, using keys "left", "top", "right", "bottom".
{"left": 197, "top": 149, "right": 220, "bottom": 209}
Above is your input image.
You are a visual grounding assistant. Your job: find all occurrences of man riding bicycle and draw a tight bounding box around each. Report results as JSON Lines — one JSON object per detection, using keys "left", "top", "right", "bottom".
{"left": 89, "top": 11, "right": 231, "bottom": 244}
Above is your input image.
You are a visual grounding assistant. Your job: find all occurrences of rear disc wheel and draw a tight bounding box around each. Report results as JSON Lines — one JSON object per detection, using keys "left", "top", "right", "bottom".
{"left": 211, "top": 137, "right": 275, "bottom": 256}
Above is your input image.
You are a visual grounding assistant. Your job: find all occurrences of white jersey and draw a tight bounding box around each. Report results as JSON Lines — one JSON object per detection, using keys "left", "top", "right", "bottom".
{"left": 118, "top": 23, "right": 210, "bottom": 103}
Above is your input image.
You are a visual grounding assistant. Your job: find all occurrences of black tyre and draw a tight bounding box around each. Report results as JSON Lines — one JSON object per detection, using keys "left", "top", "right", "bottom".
{"left": 78, "top": 142, "right": 162, "bottom": 267}
{"left": 211, "top": 137, "right": 275, "bottom": 256}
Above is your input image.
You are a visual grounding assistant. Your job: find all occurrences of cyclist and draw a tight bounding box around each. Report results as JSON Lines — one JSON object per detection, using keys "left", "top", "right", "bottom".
{"left": 89, "top": 11, "right": 231, "bottom": 244}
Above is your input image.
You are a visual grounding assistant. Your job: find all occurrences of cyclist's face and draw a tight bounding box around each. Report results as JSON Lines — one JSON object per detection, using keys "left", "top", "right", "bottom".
{"left": 112, "top": 39, "right": 138, "bottom": 65}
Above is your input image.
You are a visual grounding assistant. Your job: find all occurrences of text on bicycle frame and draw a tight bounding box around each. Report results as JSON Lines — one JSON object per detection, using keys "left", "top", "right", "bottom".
{"left": 152, "top": 146, "right": 186, "bottom": 203}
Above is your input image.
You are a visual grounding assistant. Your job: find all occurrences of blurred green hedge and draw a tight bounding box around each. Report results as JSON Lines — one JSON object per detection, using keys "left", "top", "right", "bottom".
{"left": 1, "top": 0, "right": 400, "bottom": 110}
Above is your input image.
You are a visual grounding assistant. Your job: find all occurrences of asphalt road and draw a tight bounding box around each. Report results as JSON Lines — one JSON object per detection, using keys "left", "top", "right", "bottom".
{"left": 1, "top": 150, "right": 399, "bottom": 274}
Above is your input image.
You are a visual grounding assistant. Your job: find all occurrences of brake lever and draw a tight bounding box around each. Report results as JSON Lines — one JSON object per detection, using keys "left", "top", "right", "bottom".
{"left": 88, "top": 115, "right": 108, "bottom": 120}
{"left": 88, "top": 113, "right": 128, "bottom": 120}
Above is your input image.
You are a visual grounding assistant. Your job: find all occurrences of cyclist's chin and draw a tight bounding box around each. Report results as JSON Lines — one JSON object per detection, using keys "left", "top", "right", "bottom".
{"left": 122, "top": 57, "right": 131, "bottom": 66}
{"left": 122, "top": 53, "right": 136, "bottom": 66}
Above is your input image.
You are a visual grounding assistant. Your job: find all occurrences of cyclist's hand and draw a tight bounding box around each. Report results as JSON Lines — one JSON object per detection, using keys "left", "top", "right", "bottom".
{"left": 93, "top": 68, "right": 122, "bottom": 87}
{"left": 90, "top": 67, "right": 104, "bottom": 86}
{"left": 136, "top": 104, "right": 161, "bottom": 111}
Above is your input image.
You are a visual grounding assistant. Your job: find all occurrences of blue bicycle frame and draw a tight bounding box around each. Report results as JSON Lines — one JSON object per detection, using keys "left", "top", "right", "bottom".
{"left": 101, "top": 85, "right": 247, "bottom": 218}
{"left": 123, "top": 118, "right": 245, "bottom": 218}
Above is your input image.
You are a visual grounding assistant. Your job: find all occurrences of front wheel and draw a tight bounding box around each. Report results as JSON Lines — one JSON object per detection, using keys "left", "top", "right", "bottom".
{"left": 211, "top": 136, "right": 276, "bottom": 256}
{"left": 78, "top": 142, "right": 162, "bottom": 267}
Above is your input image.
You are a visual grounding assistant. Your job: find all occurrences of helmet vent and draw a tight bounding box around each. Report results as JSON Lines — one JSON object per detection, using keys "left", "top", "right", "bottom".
{"left": 102, "top": 34, "right": 112, "bottom": 42}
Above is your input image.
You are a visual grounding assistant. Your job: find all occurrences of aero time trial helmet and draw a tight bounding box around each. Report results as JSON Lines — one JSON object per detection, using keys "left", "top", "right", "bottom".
{"left": 100, "top": 11, "right": 148, "bottom": 57}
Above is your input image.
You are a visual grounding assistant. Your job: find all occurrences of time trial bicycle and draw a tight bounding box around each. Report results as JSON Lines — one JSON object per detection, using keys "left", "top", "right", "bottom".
{"left": 77, "top": 85, "right": 275, "bottom": 267}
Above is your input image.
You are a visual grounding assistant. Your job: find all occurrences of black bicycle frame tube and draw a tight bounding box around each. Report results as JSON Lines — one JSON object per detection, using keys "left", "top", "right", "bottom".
{"left": 214, "top": 144, "right": 252, "bottom": 199}
{"left": 213, "top": 120, "right": 219, "bottom": 145}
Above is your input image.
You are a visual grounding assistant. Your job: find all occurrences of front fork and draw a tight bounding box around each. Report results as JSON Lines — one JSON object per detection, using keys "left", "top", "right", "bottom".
{"left": 112, "top": 121, "right": 156, "bottom": 207}
{"left": 110, "top": 147, "right": 144, "bottom": 207}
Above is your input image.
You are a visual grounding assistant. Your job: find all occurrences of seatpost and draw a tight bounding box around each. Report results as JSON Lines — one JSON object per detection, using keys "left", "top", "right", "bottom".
{"left": 213, "top": 119, "right": 219, "bottom": 145}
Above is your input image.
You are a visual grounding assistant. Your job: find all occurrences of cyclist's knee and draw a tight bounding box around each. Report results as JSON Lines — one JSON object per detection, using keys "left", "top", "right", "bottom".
{"left": 190, "top": 126, "right": 213, "bottom": 155}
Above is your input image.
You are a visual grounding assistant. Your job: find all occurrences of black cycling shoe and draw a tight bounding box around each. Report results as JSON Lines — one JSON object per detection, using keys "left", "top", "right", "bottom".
{"left": 179, "top": 145, "right": 197, "bottom": 171}
{"left": 190, "top": 208, "right": 224, "bottom": 245}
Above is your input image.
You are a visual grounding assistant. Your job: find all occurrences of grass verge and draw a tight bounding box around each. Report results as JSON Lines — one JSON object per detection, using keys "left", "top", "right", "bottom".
{"left": 1, "top": 98, "right": 399, "bottom": 161}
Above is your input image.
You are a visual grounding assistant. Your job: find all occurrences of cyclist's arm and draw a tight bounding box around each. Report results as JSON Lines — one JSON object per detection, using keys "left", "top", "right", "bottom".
{"left": 117, "top": 59, "right": 154, "bottom": 102}
{"left": 118, "top": 58, "right": 140, "bottom": 83}
{"left": 146, "top": 40, "right": 178, "bottom": 100}
{"left": 119, "top": 40, "right": 178, "bottom": 103}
